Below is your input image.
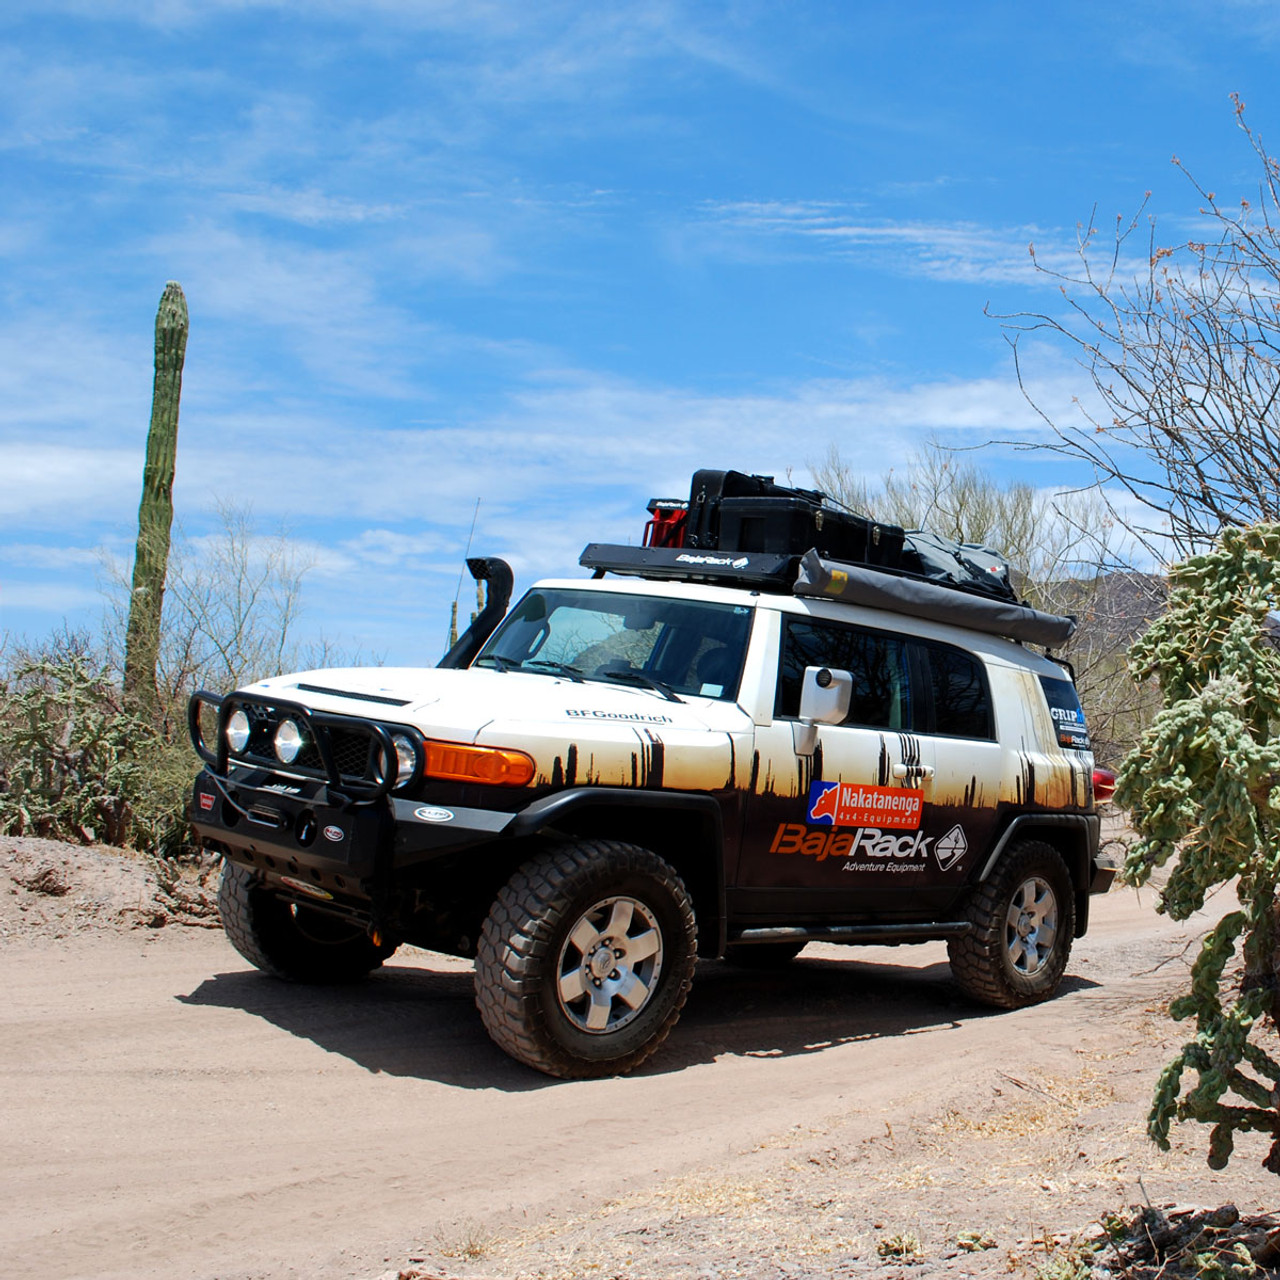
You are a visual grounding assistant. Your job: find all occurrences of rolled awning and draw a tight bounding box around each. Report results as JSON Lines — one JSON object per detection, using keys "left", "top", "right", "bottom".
{"left": 793, "top": 550, "right": 1077, "bottom": 648}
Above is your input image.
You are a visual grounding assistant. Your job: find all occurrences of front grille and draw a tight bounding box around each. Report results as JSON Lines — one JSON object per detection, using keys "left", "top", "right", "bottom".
{"left": 295, "top": 728, "right": 372, "bottom": 778}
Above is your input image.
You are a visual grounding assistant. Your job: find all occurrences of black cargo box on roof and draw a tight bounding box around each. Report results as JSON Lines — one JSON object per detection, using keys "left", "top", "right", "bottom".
{"left": 583, "top": 466, "right": 1078, "bottom": 647}
{"left": 680, "top": 468, "right": 906, "bottom": 568}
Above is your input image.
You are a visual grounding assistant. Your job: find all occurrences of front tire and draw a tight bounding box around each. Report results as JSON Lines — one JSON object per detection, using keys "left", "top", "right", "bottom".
{"left": 947, "top": 840, "right": 1075, "bottom": 1009}
{"left": 475, "top": 840, "right": 697, "bottom": 1079}
{"left": 217, "top": 860, "right": 395, "bottom": 983}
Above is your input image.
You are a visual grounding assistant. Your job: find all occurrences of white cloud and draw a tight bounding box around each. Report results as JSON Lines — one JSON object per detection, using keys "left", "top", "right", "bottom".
{"left": 0, "top": 445, "right": 141, "bottom": 525}
{"left": 0, "top": 544, "right": 112, "bottom": 570}
{"left": 0, "top": 580, "right": 104, "bottom": 612}
{"left": 695, "top": 200, "right": 1111, "bottom": 286}
{"left": 224, "top": 188, "right": 404, "bottom": 226}
{"left": 0, "top": 318, "right": 149, "bottom": 435}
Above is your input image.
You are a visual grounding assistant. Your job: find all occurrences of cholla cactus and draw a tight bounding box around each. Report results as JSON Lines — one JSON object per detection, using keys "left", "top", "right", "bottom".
{"left": 123, "top": 282, "right": 188, "bottom": 718}
{"left": 1118, "top": 524, "right": 1280, "bottom": 1172}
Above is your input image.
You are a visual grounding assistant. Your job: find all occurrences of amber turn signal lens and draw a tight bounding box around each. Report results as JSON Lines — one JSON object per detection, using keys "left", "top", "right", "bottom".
{"left": 424, "top": 741, "right": 535, "bottom": 786}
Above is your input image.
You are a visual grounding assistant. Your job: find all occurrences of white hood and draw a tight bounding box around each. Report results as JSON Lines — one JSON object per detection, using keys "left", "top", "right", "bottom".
{"left": 246, "top": 665, "right": 749, "bottom": 791}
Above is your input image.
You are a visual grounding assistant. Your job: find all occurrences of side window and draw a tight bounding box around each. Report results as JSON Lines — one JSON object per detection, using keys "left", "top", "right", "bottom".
{"left": 776, "top": 618, "right": 911, "bottom": 730}
{"left": 918, "top": 641, "right": 994, "bottom": 740}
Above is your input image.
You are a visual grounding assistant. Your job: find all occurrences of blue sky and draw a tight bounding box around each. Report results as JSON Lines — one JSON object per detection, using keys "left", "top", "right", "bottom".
{"left": 3, "top": 0, "right": 1279, "bottom": 667}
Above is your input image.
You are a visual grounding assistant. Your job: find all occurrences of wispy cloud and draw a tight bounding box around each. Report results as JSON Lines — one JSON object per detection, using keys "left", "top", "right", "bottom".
{"left": 697, "top": 200, "right": 1072, "bottom": 284}
{"left": 223, "top": 188, "right": 404, "bottom": 226}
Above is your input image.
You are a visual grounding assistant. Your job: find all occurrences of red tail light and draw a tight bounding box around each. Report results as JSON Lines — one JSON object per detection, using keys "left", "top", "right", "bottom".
{"left": 1092, "top": 767, "right": 1117, "bottom": 803}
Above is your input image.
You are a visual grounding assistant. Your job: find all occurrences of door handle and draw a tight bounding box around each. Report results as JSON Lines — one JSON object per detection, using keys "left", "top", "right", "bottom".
{"left": 892, "top": 763, "right": 934, "bottom": 780}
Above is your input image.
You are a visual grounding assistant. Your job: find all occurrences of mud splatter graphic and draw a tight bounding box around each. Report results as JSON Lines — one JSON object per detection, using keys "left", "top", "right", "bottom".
{"left": 877, "top": 737, "right": 891, "bottom": 786}
{"left": 634, "top": 730, "right": 666, "bottom": 789}
{"left": 795, "top": 741, "right": 821, "bottom": 797}
{"left": 1015, "top": 754, "right": 1037, "bottom": 806}
{"left": 1068, "top": 757, "right": 1087, "bottom": 808}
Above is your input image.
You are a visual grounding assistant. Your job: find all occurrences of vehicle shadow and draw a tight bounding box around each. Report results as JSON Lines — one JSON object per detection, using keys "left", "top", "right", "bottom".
{"left": 177, "top": 951, "right": 1100, "bottom": 1091}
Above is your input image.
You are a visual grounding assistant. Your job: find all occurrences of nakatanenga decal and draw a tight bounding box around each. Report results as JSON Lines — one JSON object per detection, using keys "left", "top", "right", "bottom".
{"left": 807, "top": 780, "right": 923, "bottom": 829}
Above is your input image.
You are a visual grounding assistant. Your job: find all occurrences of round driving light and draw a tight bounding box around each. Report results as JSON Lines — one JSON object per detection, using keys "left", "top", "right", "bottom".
{"left": 226, "top": 709, "right": 251, "bottom": 754}
{"left": 391, "top": 733, "right": 417, "bottom": 787}
{"left": 274, "top": 719, "right": 304, "bottom": 764}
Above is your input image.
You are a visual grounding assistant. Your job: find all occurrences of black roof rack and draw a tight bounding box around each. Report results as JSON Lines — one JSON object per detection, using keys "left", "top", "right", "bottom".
{"left": 579, "top": 543, "right": 798, "bottom": 590}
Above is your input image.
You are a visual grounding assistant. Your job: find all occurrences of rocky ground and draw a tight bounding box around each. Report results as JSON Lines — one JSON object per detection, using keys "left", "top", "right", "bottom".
{"left": 0, "top": 833, "right": 220, "bottom": 937}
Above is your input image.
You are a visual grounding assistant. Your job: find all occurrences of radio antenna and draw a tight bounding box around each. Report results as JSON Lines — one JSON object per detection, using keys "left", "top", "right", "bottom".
{"left": 448, "top": 498, "right": 482, "bottom": 648}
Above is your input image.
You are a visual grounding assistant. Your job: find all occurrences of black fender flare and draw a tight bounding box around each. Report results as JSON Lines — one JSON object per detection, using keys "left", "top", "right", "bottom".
{"left": 975, "top": 812, "right": 1103, "bottom": 938}
{"left": 509, "top": 787, "right": 727, "bottom": 956}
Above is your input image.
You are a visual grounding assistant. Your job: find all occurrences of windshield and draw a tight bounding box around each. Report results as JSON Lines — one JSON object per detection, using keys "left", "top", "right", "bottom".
{"left": 475, "top": 588, "right": 754, "bottom": 701}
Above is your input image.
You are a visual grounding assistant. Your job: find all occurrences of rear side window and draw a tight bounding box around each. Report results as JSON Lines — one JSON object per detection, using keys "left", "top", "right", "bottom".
{"left": 1040, "top": 676, "right": 1090, "bottom": 750}
{"left": 916, "top": 641, "right": 995, "bottom": 741}
{"left": 776, "top": 619, "right": 911, "bottom": 730}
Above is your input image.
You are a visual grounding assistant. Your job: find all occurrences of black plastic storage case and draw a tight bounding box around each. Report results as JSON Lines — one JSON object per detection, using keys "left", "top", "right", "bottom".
{"left": 686, "top": 468, "right": 904, "bottom": 567}
{"left": 719, "top": 497, "right": 903, "bottom": 566}
{"left": 685, "top": 470, "right": 803, "bottom": 549}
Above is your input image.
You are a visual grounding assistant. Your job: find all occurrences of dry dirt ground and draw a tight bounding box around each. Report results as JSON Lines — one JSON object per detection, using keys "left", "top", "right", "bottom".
{"left": 1, "top": 832, "right": 1277, "bottom": 1280}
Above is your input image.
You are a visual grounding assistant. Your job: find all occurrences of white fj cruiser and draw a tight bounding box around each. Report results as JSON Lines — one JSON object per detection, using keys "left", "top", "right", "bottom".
{"left": 189, "top": 469, "right": 1115, "bottom": 1078}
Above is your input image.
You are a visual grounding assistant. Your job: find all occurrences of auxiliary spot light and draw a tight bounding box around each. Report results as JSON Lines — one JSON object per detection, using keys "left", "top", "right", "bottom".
{"left": 274, "top": 719, "right": 304, "bottom": 764}
{"left": 226, "top": 709, "right": 251, "bottom": 754}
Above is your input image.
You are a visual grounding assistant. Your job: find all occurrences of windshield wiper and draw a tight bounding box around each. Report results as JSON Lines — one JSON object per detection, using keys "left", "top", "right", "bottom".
{"left": 473, "top": 654, "right": 515, "bottom": 672}
{"left": 519, "top": 659, "right": 586, "bottom": 682}
{"left": 601, "top": 669, "right": 684, "bottom": 703}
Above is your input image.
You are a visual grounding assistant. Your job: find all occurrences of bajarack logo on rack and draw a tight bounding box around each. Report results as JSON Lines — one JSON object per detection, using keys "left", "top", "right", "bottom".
{"left": 674, "top": 553, "right": 750, "bottom": 569}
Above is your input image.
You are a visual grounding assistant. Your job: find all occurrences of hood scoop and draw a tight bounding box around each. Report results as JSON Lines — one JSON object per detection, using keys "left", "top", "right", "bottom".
{"left": 294, "top": 682, "right": 412, "bottom": 707}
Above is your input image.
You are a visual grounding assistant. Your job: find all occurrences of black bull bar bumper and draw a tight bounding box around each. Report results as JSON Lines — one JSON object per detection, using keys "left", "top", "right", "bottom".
{"left": 187, "top": 691, "right": 516, "bottom": 896}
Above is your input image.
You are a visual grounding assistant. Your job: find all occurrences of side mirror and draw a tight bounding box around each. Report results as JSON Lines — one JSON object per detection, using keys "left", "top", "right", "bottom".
{"left": 793, "top": 666, "right": 852, "bottom": 756}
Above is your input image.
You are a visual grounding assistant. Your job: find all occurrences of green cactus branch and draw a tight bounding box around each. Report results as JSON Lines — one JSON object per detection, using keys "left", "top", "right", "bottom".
{"left": 123, "top": 282, "right": 188, "bottom": 719}
{"left": 1118, "top": 523, "right": 1280, "bottom": 1174}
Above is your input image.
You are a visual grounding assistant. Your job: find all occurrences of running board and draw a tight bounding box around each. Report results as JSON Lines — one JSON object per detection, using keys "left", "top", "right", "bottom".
{"left": 732, "top": 921, "right": 972, "bottom": 946}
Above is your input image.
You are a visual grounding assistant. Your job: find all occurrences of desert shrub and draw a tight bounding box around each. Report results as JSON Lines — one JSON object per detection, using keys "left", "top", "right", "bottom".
{"left": 0, "top": 640, "right": 193, "bottom": 856}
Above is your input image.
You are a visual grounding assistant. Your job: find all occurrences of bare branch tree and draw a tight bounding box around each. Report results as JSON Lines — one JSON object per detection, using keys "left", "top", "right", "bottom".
{"left": 812, "top": 441, "right": 1162, "bottom": 764}
{"left": 996, "top": 97, "right": 1280, "bottom": 557}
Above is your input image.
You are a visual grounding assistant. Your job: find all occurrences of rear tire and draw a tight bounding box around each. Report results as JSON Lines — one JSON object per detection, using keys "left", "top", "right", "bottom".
{"left": 947, "top": 840, "right": 1074, "bottom": 1008}
{"left": 475, "top": 840, "right": 697, "bottom": 1079}
{"left": 217, "top": 860, "right": 395, "bottom": 983}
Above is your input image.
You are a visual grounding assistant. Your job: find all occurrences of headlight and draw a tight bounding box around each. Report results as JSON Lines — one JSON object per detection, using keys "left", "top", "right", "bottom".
{"left": 274, "top": 719, "right": 304, "bottom": 764}
{"left": 391, "top": 733, "right": 417, "bottom": 787}
{"left": 226, "top": 709, "right": 251, "bottom": 754}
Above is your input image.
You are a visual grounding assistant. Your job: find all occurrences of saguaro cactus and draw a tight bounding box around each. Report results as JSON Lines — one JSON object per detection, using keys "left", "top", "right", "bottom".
{"left": 123, "top": 282, "right": 188, "bottom": 718}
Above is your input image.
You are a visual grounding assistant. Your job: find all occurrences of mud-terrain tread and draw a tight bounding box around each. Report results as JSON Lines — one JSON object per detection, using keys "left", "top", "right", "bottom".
{"left": 474, "top": 840, "right": 696, "bottom": 1079}
{"left": 947, "top": 840, "right": 1074, "bottom": 1009}
{"left": 217, "top": 860, "right": 393, "bottom": 983}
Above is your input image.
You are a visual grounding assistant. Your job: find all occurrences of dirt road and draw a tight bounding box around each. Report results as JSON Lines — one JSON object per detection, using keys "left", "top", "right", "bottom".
{"left": 2, "top": 860, "right": 1275, "bottom": 1280}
